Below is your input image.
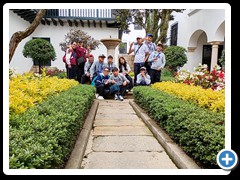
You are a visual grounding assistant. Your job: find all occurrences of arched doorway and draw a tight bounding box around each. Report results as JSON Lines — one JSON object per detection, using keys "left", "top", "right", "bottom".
{"left": 188, "top": 30, "right": 209, "bottom": 70}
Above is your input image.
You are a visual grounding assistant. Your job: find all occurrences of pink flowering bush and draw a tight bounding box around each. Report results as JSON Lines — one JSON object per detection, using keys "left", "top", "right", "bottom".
{"left": 45, "top": 67, "right": 67, "bottom": 79}
{"left": 175, "top": 64, "right": 225, "bottom": 90}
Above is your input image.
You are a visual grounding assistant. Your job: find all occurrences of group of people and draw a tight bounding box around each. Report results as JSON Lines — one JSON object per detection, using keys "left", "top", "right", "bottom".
{"left": 63, "top": 33, "right": 166, "bottom": 101}
{"left": 63, "top": 39, "right": 91, "bottom": 83}
{"left": 128, "top": 33, "right": 166, "bottom": 86}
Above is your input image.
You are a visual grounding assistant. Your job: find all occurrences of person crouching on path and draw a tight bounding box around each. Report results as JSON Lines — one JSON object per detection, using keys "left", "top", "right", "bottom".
{"left": 109, "top": 67, "right": 130, "bottom": 101}
{"left": 136, "top": 66, "right": 151, "bottom": 86}
{"left": 95, "top": 67, "right": 111, "bottom": 100}
{"left": 147, "top": 44, "right": 166, "bottom": 84}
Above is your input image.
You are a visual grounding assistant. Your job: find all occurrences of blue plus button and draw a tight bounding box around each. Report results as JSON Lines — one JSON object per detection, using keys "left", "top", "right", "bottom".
{"left": 217, "top": 149, "right": 238, "bottom": 170}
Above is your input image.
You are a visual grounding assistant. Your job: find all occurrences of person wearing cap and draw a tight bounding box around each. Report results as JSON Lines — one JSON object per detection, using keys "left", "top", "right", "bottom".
{"left": 148, "top": 44, "right": 166, "bottom": 83}
{"left": 109, "top": 67, "right": 130, "bottom": 101}
{"left": 136, "top": 66, "right": 151, "bottom": 86}
{"left": 94, "top": 67, "right": 112, "bottom": 100}
{"left": 75, "top": 39, "right": 91, "bottom": 83}
{"left": 81, "top": 54, "right": 94, "bottom": 84}
{"left": 89, "top": 54, "right": 108, "bottom": 81}
{"left": 128, "top": 36, "right": 149, "bottom": 85}
{"left": 144, "top": 33, "right": 157, "bottom": 74}
{"left": 107, "top": 55, "right": 117, "bottom": 74}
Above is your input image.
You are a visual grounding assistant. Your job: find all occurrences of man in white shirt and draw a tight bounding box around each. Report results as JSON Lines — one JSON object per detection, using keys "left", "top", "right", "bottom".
{"left": 128, "top": 36, "right": 149, "bottom": 85}
{"left": 144, "top": 33, "right": 157, "bottom": 74}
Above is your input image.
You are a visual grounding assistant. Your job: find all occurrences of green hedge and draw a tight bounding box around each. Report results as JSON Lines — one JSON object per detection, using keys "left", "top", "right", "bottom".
{"left": 9, "top": 85, "right": 95, "bottom": 169}
{"left": 133, "top": 86, "right": 224, "bottom": 167}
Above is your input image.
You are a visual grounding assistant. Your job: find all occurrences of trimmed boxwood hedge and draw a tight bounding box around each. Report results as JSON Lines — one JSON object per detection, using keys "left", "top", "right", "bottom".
{"left": 9, "top": 85, "right": 95, "bottom": 169}
{"left": 133, "top": 86, "right": 224, "bottom": 168}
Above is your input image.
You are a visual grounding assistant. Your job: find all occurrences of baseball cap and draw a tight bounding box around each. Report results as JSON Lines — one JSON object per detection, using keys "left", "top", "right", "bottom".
{"left": 98, "top": 54, "right": 106, "bottom": 58}
{"left": 140, "top": 66, "right": 146, "bottom": 71}
{"left": 89, "top": 54, "right": 94, "bottom": 58}
{"left": 147, "top": 33, "right": 153, "bottom": 37}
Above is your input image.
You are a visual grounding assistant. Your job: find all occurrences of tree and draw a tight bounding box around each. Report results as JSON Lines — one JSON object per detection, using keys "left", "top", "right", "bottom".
{"left": 164, "top": 46, "right": 188, "bottom": 72}
{"left": 59, "top": 29, "right": 101, "bottom": 52}
{"left": 9, "top": 9, "right": 46, "bottom": 63}
{"left": 115, "top": 9, "right": 184, "bottom": 44}
{"left": 23, "top": 39, "right": 56, "bottom": 74}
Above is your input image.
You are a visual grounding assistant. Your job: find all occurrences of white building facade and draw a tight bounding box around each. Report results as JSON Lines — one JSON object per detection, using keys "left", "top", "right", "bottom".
{"left": 167, "top": 9, "right": 225, "bottom": 71}
{"left": 9, "top": 9, "right": 121, "bottom": 74}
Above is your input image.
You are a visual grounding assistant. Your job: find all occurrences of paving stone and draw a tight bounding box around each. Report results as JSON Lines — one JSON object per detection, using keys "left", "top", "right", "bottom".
{"left": 93, "top": 126, "right": 152, "bottom": 136}
{"left": 94, "top": 119, "right": 145, "bottom": 127}
{"left": 92, "top": 136, "right": 164, "bottom": 152}
{"left": 83, "top": 152, "right": 178, "bottom": 169}
{"left": 95, "top": 113, "right": 140, "bottom": 120}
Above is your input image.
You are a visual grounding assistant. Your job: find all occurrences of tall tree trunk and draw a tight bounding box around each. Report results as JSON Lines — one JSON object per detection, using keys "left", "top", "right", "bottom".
{"left": 9, "top": 9, "right": 46, "bottom": 63}
{"left": 145, "top": 9, "right": 161, "bottom": 43}
{"left": 155, "top": 9, "right": 172, "bottom": 44}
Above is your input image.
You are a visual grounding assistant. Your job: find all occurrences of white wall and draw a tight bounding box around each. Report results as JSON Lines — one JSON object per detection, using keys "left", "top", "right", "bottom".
{"left": 9, "top": 11, "right": 33, "bottom": 74}
{"left": 121, "top": 24, "right": 146, "bottom": 52}
{"left": 9, "top": 10, "right": 119, "bottom": 74}
{"left": 168, "top": 9, "right": 225, "bottom": 71}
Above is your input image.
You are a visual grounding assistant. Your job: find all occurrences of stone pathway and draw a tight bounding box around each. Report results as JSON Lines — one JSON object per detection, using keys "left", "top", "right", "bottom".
{"left": 81, "top": 99, "right": 177, "bottom": 169}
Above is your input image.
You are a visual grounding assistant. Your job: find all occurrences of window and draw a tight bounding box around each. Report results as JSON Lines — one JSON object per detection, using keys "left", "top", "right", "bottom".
{"left": 170, "top": 23, "right": 178, "bottom": 46}
{"left": 32, "top": 37, "right": 51, "bottom": 66}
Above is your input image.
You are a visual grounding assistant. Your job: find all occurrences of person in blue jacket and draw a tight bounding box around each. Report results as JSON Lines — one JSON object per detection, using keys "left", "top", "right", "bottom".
{"left": 92, "top": 67, "right": 112, "bottom": 100}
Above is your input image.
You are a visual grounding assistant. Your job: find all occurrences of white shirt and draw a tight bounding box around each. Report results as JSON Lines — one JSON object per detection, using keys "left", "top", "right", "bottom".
{"left": 131, "top": 43, "right": 149, "bottom": 63}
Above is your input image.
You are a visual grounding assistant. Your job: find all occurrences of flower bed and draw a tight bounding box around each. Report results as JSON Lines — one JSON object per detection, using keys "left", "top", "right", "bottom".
{"left": 133, "top": 86, "right": 224, "bottom": 167}
{"left": 9, "top": 85, "right": 95, "bottom": 169}
{"left": 9, "top": 72, "right": 78, "bottom": 115}
{"left": 152, "top": 81, "right": 225, "bottom": 113}
{"left": 175, "top": 64, "right": 225, "bottom": 90}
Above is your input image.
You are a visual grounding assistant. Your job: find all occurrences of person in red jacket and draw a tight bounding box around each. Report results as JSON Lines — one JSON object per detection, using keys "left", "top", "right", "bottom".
{"left": 75, "top": 39, "right": 91, "bottom": 83}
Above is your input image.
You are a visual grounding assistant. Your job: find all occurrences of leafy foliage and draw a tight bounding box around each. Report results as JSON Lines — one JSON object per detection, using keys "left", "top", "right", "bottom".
{"left": 133, "top": 86, "right": 224, "bottom": 167}
{"left": 218, "top": 50, "right": 225, "bottom": 70}
{"left": 152, "top": 81, "right": 225, "bottom": 113}
{"left": 174, "top": 64, "right": 225, "bottom": 91}
{"left": 164, "top": 46, "right": 188, "bottom": 71}
{"left": 45, "top": 67, "right": 67, "bottom": 79}
{"left": 23, "top": 38, "right": 56, "bottom": 65}
{"left": 59, "top": 29, "right": 101, "bottom": 52}
{"left": 9, "top": 71, "right": 78, "bottom": 115}
{"left": 9, "top": 85, "right": 95, "bottom": 169}
{"left": 114, "top": 9, "right": 184, "bottom": 44}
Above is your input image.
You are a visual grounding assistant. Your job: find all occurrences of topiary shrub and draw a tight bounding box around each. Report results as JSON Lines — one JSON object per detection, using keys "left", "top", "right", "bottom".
{"left": 164, "top": 46, "right": 188, "bottom": 72}
{"left": 23, "top": 38, "right": 56, "bottom": 73}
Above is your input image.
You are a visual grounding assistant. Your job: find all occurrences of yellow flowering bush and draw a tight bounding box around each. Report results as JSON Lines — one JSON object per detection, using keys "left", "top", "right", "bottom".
{"left": 9, "top": 72, "right": 78, "bottom": 114}
{"left": 152, "top": 81, "right": 225, "bottom": 113}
